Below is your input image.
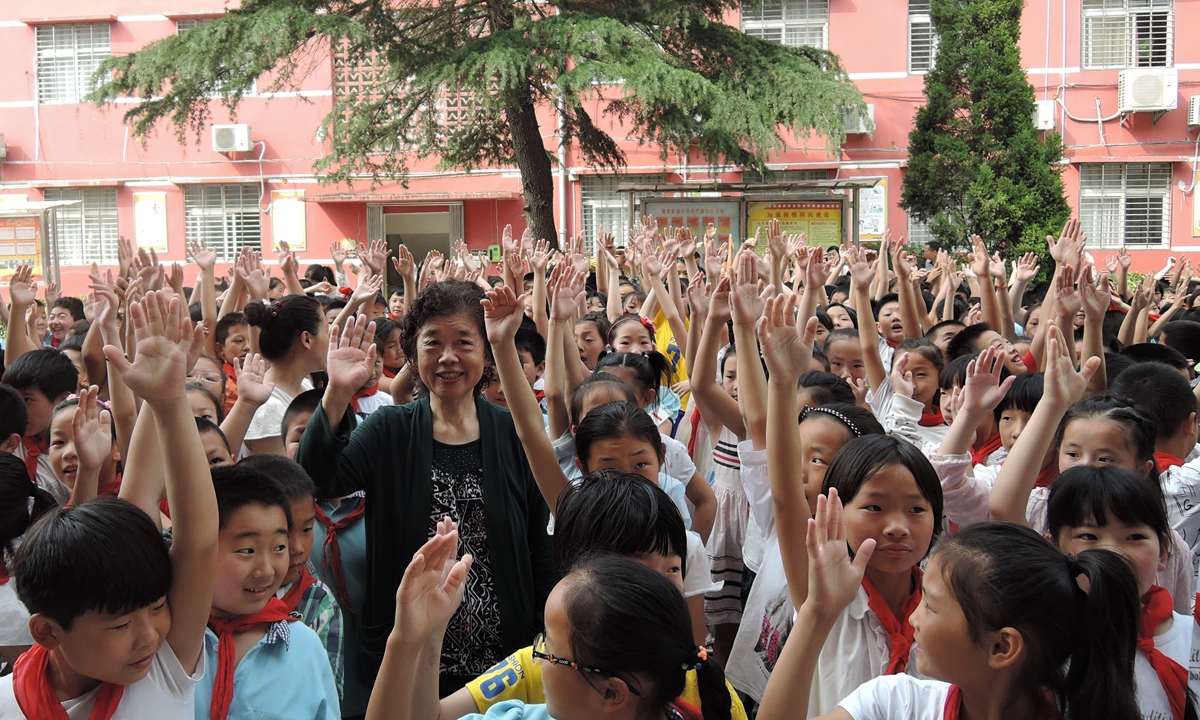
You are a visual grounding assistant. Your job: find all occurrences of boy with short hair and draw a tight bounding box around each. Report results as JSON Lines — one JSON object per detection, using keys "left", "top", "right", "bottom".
{"left": 281, "top": 389, "right": 324, "bottom": 461}
{"left": 0, "top": 289, "right": 217, "bottom": 719}
{"left": 47, "top": 297, "right": 84, "bottom": 348}
{"left": 197, "top": 464, "right": 339, "bottom": 720}
{"left": 237, "top": 453, "right": 344, "bottom": 696}
{"left": 196, "top": 417, "right": 234, "bottom": 467}
{"left": 3, "top": 349, "right": 79, "bottom": 503}
{"left": 387, "top": 286, "right": 406, "bottom": 319}
{"left": 0, "top": 385, "right": 29, "bottom": 454}
{"left": 214, "top": 314, "right": 250, "bottom": 415}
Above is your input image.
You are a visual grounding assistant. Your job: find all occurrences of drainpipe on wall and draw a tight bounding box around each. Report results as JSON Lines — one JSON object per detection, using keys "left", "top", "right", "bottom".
{"left": 557, "top": 95, "right": 567, "bottom": 249}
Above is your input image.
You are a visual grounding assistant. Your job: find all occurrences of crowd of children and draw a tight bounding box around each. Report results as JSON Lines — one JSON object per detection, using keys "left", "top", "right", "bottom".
{"left": 0, "top": 217, "right": 1199, "bottom": 720}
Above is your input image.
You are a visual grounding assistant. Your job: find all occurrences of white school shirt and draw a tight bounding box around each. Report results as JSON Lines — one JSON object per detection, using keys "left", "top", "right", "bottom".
{"left": 0, "top": 581, "right": 32, "bottom": 647}
{"left": 1162, "top": 458, "right": 1200, "bottom": 581}
{"left": 867, "top": 383, "right": 948, "bottom": 451}
{"left": 244, "top": 380, "right": 313, "bottom": 444}
{"left": 684, "top": 532, "right": 723, "bottom": 599}
{"left": 838, "top": 674, "right": 953, "bottom": 720}
{"left": 12, "top": 442, "right": 70, "bottom": 506}
{"left": 1136, "top": 611, "right": 1200, "bottom": 720}
{"left": 0, "top": 641, "right": 204, "bottom": 719}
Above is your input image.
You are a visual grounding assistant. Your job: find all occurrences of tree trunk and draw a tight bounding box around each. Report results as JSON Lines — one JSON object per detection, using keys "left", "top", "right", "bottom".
{"left": 505, "top": 85, "right": 559, "bottom": 249}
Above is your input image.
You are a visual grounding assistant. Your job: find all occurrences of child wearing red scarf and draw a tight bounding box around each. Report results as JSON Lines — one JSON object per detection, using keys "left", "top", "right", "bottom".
{"left": 4, "top": 349, "right": 79, "bottom": 506}
{"left": 0, "top": 290, "right": 218, "bottom": 720}
{"left": 195, "top": 464, "right": 338, "bottom": 720}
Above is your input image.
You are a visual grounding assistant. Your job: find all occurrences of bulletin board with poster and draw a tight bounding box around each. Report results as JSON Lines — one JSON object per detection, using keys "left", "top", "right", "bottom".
{"left": 641, "top": 199, "right": 741, "bottom": 245}
{"left": 0, "top": 216, "right": 45, "bottom": 281}
{"left": 857, "top": 177, "right": 887, "bottom": 240}
{"left": 745, "top": 201, "right": 843, "bottom": 251}
{"left": 271, "top": 190, "right": 307, "bottom": 252}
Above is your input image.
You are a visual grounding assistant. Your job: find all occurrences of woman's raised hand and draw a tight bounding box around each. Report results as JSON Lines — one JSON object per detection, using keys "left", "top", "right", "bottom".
{"left": 326, "top": 314, "right": 377, "bottom": 396}
{"left": 393, "top": 517, "right": 473, "bottom": 644}
{"left": 805, "top": 489, "right": 875, "bottom": 620}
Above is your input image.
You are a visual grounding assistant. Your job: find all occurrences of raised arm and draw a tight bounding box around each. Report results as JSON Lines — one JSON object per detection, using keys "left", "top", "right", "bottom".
{"left": 529, "top": 239, "right": 552, "bottom": 341}
{"left": 67, "top": 385, "right": 111, "bottom": 507}
{"left": 970, "top": 235, "right": 1004, "bottom": 333}
{"left": 891, "top": 238, "right": 922, "bottom": 339}
{"left": 4, "top": 265, "right": 37, "bottom": 367}
{"left": 937, "top": 347, "right": 1014, "bottom": 457}
{"left": 332, "top": 274, "right": 383, "bottom": 333}
{"left": 484, "top": 283, "right": 575, "bottom": 515}
{"left": 391, "top": 244, "right": 418, "bottom": 319}
{"left": 730, "top": 250, "right": 770, "bottom": 448}
{"left": 1009, "top": 253, "right": 1040, "bottom": 329}
{"left": 219, "top": 353, "right": 273, "bottom": 452}
{"left": 1078, "top": 267, "right": 1111, "bottom": 395}
{"left": 849, "top": 247, "right": 888, "bottom": 392}
{"left": 104, "top": 290, "right": 218, "bottom": 676}
{"left": 277, "top": 241, "right": 307, "bottom": 297}
{"left": 690, "top": 276, "right": 745, "bottom": 438}
{"left": 1119, "top": 276, "right": 1152, "bottom": 347}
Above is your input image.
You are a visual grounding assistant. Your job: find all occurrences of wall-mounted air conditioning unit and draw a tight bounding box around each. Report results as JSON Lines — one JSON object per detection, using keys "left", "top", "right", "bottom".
{"left": 842, "top": 104, "right": 875, "bottom": 135}
{"left": 1117, "top": 67, "right": 1177, "bottom": 114}
{"left": 211, "top": 124, "right": 252, "bottom": 153}
{"left": 1033, "top": 100, "right": 1056, "bottom": 130}
{"left": 1188, "top": 96, "right": 1200, "bottom": 128}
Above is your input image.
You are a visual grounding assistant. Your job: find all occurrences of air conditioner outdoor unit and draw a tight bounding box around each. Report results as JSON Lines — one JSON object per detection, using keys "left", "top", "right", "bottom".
{"left": 211, "top": 124, "right": 252, "bottom": 153}
{"left": 1117, "top": 68, "right": 1177, "bottom": 114}
{"left": 1188, "top": 96, "right": 1200, "bottom": 128}
{"left": 1033, "top": 100, "right": 1056, "bottom": 130}
{"left": 842, "top": 104, "right": 875, "bottom": 135}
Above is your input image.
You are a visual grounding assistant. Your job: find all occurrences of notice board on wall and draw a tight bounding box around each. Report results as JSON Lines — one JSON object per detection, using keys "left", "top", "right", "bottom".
{"left": 745, "top": 201, "right": 843, "bottom": 249}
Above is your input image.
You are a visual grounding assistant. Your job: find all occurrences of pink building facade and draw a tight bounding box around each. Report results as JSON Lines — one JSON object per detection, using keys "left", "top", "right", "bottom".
{"left": 0, "top": 0, "right": 1198, "bottom": 294}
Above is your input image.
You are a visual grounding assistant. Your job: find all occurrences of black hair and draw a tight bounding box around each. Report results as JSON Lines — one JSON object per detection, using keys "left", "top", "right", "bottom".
{"left": 825, "top": 303, "right": 858, "bottom": 329}
{"left": 324, "top": 298, "right": 348, "bottom": 312}
{"left": 569, "top": 374, "right": 639, "bottom": 428}
{"left": 372, "top": 318, "right": 400, "bottom": 351}
{"left": 196, "top": 416, "right": 231, "bottom": 454}
{"left": 186, "top": 382, "right": 225, "bottom": 424}
{"left": 803, "top": 402, "right": 885, "bottom": 437}
{"left": 399, "top": 279, "right": 493, "bottom": 396}
{"left": 14, "top": 497, "right": 172, "bottom": 629}
{"left": 925, "top": 241, "right": 943, "bottom": 251}
{"left": 933, "top": 522, "right": 1141, "bottom": 720}
{"left": 945, "top": 322, "right": 994, "bottom": 362}
{"left": 1055, "top": 395, "right": 1158, "bottom": 484}
{"left": 554, "top": 472, "right": 687, "bottom": 576}
{"left": 576, "top": 311, "right": 612, "bottom": 342}
{"left": 210, "top": 464, "right": 293, "bottom": 531}
{"left": 0, "top": 453, "right": 55, "bottom": 572}
{"left": 1110, "top": 362, "right": 1197, "bottom": 442}
{"left": 0, "top": 385, "right": 28, "bottom": 441}
{"left": 562, "top": 555, "right": 732, "bottom": 720}
{"left": 821, "top": 434, "right": 944, "bottom": 550}
{"left": 281, "top": 387, "right": 325, "bottom": 440}
{"left": 59, "top": 335, "right": 85, "bottom": 353}
{"left": 595, "top": 352, "right": 673, "bottom": 401}
{"left": 244, "top": 295, "right": 323, "bottom": 363}
{"left": 810, "top": 342, "right": 831, "bottom": 371}
{"left": 619, "top": 291, "right": 647, "bottom": 310}
{"left": 51, "top": 296, "right": 85, "bottom": 322}
{"left": 1120, "top": 342, "right": 1190, "bottom": 371}
{"left": 586, "top": 290, "right": 608, "bottom": 306}
{"left": 215, "top": 312, "right": 248, "bottom": 347}
{"left": 892, "top": 336, "right": 944, "bottom": 373}
{"left": 2, "top": 348, "right": 78, "bottom": 404}
{"left": 237, "top": 453, "right": 316, "bottom": 502}
{"left": 1160, "top": 321, "right": 1200, "bottom": 365}
{"left": 1104, "top": 351, "right": 1133, "bottom": 388}
{"left": 1047, "top": 465, "right": 1169, "bottom": 547}
{"left": 824, "top": 327, "right": 859, "bottom": 351}
{"left": 872, "top": 292, "right": 900, "bottom": 321}
{"left": 515, "top": 326, "right": 548, "bottom": 367}
{"left": 797, "top": 371, "right": 855, "bottom": 405}
{"left": 814, "top": 307, "right": 834, "bottom": 332}
{"left": 305, "top": 263, "right": 335, "bottom": 285}
{"left": 994, "top": 371, "right": 1043, "bottom": 422}
{"left": 925, "top": 319, "right": 965, "bottom": 340}
{"left": 575, "top": 401, "right": 664, "bottom": 473}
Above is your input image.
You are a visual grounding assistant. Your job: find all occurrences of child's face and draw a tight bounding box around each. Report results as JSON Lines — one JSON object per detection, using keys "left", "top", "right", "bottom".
{"left": 629, "top": 551, "right": 684, "bottom": 592}
{"left": 903, "top": 353, "right": 940, "bottom": 406}
{"left": 62, "top": 348, "right": 89, "bottom": 391}
{"left": 286, "top": 496, "right": 317, "bottom": 586}
{"left": 571, "top": 386, "right": 632, "bottom": 435}
{"left": 622, "top": 294, "right": 643, "bottom": 315}
{"left": 1024, "top": 307, "right": 1041, "bottom": 337}
{"left": 578, "top": 434, "right": 662, "bottom": 485}
{"left": 364, "top": 355, "right": 383, "bottom": 388}
{"left": 1058, "top": 417, "right": 1150, "bottom": 477}
{"left": 47, "top": 306, "right": 73, "bottom": 339}
{"left": 928, "top": 325, "right": 963, "bottom": 356}
{"left": 908, "top": 555, "right": 981, "bottom": 684}
{"left": 415, "top": 313, "right": 487, "bottom": 402}
{"left": 812, "top": 323, "right": 829, "bottom": 346}
{"left": 611, "top": 323, "right": 654, "bottom": 354}
{"left": 218, "top": 324, "right": 250, "bottom": 364}
{"left": 284, "top": 410, "right": 315, "bottom": 460}
{"left": 827, "top": 305, "right": 854, "bottom": 329}
{"left": 597, "top": 367, "right": 655, "bottom": 409}
{"left": 799, "top": 416, "right": 854, "bottom": 513}
{"left": 975, "top": 331, "right": 1025, "bottom": 374}
{"left": 585, "top": 296, "right": 605, "bottom": 314}
{"left": 49, "top": 408, "right": 118, "bottom": 489}
{"left": 841, "top": 463, "right": 935, "bottom": 575}
{"left": 188, "top": 391, "right": 220, "bottom": 424}
{"left": 997, "top": 407, "right": 1033, "bottom": 450}
{"left": 826, "top": 339, "right": 865, "bottom": 381}
{"left": 37, "top": 598, "right": 170, "bottom": 687}
{"left": 1055, "top": 517, "right": 1166, "bottom": 596}
{"left": 28, "top": 305, "right": 47, "bottom": 338}
{"left": 721, "top": 353, "right": 739, "bottom": 402}
{"left": 200, "top": 432, "right": 233, "bottom": 467}
{"left": 830, "top": 289, "right": 849, "bottom": 305}
{"left": 519, "top": 349, "right": 544, "bottom": 389}
{"left": 483, "top": 381, "right": 508, "bottom": 408}
{"left": 370, "top": 300, "right": 387, "bottom": 321}
{"left": 21, "top": 387, "right": 59, "bottom": 438}
{"left": 212, "top": 504, "right": 290, "bottom": 618}
{"left": 876, "top": 301, "right": 904, "bottom": 344}
{"left": 324, "top": 307, "right": 342, "bottom": 327}
{"left": 574, "top": 322, "right": 605, "bottom": 370}
{"left": 380, "top": 330, "right": 405, "bottom": 368}
{"left": 188, "top": 357, "right": 226, "bottom": 402}
{"left": 389, "top": 293, "right": 406, "bottom": 318}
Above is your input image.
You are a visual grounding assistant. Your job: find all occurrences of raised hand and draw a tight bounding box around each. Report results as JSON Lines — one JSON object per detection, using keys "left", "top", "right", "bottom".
{"left": 234, "top": 353, "right": 275, "bottom": 407}
{"left": 708, "top": 275, "right": 732, "bottom": 325}
{"left": 959, "top": 346, "right": 1016, "bottom": 416}
{"left": 756, "top": 291, "right": 817, "bottom": 386}
{"left": 88, "top": 269, "right": 122, "bottom": 340}
{"left": 188, "top": 238, "right": 217, "bottom": 273}
{"left": 1055, "top": 267, "right": 1082, "bottom": 321}
{"left": 1014, "top": 252, "right": 1040, "bottom": 283}
{"left": 1048, "top": 218, "right": 1084, "bottom": 271}
{"left": 44, "top": 280, "right": 60, "bottom": 307}
{"left": 393, "top": 519, "right": 473, "bottom": 644}
{"left": 117, "top": 235, "right": 134, "bottom": 280}
{"left": 969, "top": 235, "right": 990, "bottom": 279}
{"left": 805, "top": 489, "right": 875, "bottom": 620}
{"left": 1079, "top": 265, "right": 1112, "bottom": 320}
{"left": 846, "top": 246, "right": 873, "bottom": 288}
{"left": 330, "top": 241, "right": 348, "bottom": 268}
{"left": 278, "top": 241, "right": 299, "bottom": 279}
{"left": 392, "top": 245, "right": 417, "bottom": 284}
{"left": 352, "top": 273, "right": 384, "bottom": 306}
{"left": 687, "top": 275, "right": 712, "bottom": 322}
{"left": 72, "top": 385, "right": 113, "bottom": 475}
{"left": 1042, "top": 322, "right": 1100, "bottom": 410}
{"left": 326, "top": 314, "right": 378, "bottom": 395}
{"left": 766, "top": 218, "right": 787, "bottom": 266}
{"left": 548, "top": 263, "right": 586, "bottom": 323}
{"left": 529, "top": 239, "right": 552, "bottom": 274}
{"left": 359, "top": 239, "right": 391, "bottom": 276}
{"left": 238, "top": 251, "right": 270, "bottom": 300}
{"left": 1117, "top": 248, "right": 1132, "bottom": 271}
{"left": 482, "top": 284, "right": 527, "bottom": 345}
{"left": 134, "top": 247, "right": 165, "bottom": 292}
{"left": 167, "top": 263, "right": 185, "bottom": 299}
{"left": 890, "top": 352, "right": 916, "bottom": 399}
{"left": 8, "top": 265, "right": 37, "bottom": 307}
{"left": 731, "top": 250, "right": 768, "bottom": 327}
{"left": 103, "top": 290, "right": 195, "bottom": 405}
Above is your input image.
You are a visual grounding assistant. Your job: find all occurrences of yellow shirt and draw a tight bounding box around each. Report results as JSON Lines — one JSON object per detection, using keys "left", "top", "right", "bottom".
{"left": 466, "top": 646, "right": 747, "bottom": 720}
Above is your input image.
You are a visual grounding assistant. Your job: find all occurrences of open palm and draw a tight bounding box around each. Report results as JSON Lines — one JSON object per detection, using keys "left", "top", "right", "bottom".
{"left": 327, "top": 315, "right": 377, "bottom": 395}
{"left": 805, "top": 489, "right": 875, "bottom": 617}
{"left": 756, "top": 293, "right": 814, "bottom": 385}
{"left": 395, "top": 525, "right": 473, "bottom": 642}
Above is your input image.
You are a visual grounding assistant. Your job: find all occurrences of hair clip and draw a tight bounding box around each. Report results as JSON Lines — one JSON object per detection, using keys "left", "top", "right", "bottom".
{"left": 799, "top": 406, "right": 863, "bottom": 437}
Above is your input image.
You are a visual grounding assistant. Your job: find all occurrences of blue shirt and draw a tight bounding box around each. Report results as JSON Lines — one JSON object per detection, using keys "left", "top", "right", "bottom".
{"left": 466, "top": 699, "right": 554, "bottom": 720}
{"left": 196, "top": 620, "right": 340, "bottom": 720}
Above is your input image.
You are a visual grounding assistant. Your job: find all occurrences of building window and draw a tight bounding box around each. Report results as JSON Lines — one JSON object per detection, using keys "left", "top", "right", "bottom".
{"left": 184, "top": 184, "right": 262, "bottom": 262}
{"left": 741, "top": 0, "right": 829, "bottom": 50}
{"left": 42, "top": 188, "right": 119, "bottom": 266}
{"left": 581, "top": 175, "right": 663, "bottom": 254}
{"left": 1082, "top": 0, "right": 1173, "bottom": 69}
{"left": 35, "top": 24, "right": 111, "bottom": 104}
{"left": 741, "top": 169, "right": 831, "bottom": 183}
{"left": 908, "top": 1, "right": 937, "bottom": 74}
{"left": 1079, "top": 163, "right": 1172, "bottom": 248}
{"left": 907, "top": 215, "right": 936, "bottom": 247}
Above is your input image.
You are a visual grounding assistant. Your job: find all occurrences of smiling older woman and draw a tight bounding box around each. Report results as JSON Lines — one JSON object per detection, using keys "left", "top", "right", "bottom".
{"left": 296, "top": 279, "right": 554, "bottom": 698}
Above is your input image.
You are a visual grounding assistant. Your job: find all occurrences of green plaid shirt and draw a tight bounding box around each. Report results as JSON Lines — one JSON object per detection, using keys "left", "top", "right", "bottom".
{"left": 277, "top": 574, "right": 345, "bottom": 698}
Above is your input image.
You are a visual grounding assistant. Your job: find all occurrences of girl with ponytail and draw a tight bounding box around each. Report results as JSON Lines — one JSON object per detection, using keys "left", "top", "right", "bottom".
{"left": 0, "top": 452, "right": 56, "bottom": 665}
{"left": 369, "top": 527, "right": 733, "bottom": 720}
{"left": 758, "top": 499, "right": 1143, "bottom": 720}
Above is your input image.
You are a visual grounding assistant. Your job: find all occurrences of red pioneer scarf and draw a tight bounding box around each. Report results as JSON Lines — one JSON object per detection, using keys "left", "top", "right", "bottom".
{"left": 207, "top": 599, "right": 296, "bottom": 720}
{"left": 279, "top": 567, "right": 317, "bottom": 614}
{"left": 350, "top": 384, "right": 379, "bottom": 415}
{"left": 1139, "top": 585, "right": 1188, "bottom": 720}
{"left": 862, "top": 567, "right": 923, "bottom": 675}
{"left": 971, "top": 433, "right": 1003, "bottom": 467}
{"left": 314, "top": 499, "right": 366, "bottom": 618}
{"left": 1155, "top": 452, "right": 1185, "bottom": 474}
{"left": 13, "top": 644, "right": 124, "bottom": 720}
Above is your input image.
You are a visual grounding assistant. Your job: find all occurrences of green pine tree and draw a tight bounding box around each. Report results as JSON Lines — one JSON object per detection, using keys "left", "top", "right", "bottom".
{"left": 90, "top": 1, "right": 866, "bottom": 246}
{"left": 901, "top": 0, "right": 1069, "bottom": 268}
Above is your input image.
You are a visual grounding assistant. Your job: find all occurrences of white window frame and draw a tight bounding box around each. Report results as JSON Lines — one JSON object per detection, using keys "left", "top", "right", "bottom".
{"left": 43, "top": 187, "right": 120, "bottom": 266}
{"left": 1078, "top": 163, "right": 1172, "bottom": 248}
{"left": 741, "top": 0, "right": 829, "bottom": 50}
{"left": 35, "top": 23, "right": 111, "bottom": 104}
{"left": 184, "top": 184, "right": 263, "bottom": 263}
{"left": 908, "top": 1, "right": 938, "bottom": 74}
{"left": 1082, "top": 0, "right": 1174, "bottom": 70}
{"left": 581, "top": 175, "right": 663, "bottom": 254}
{"left": 907, "top": 214, "right": 936, "bottom": 247}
